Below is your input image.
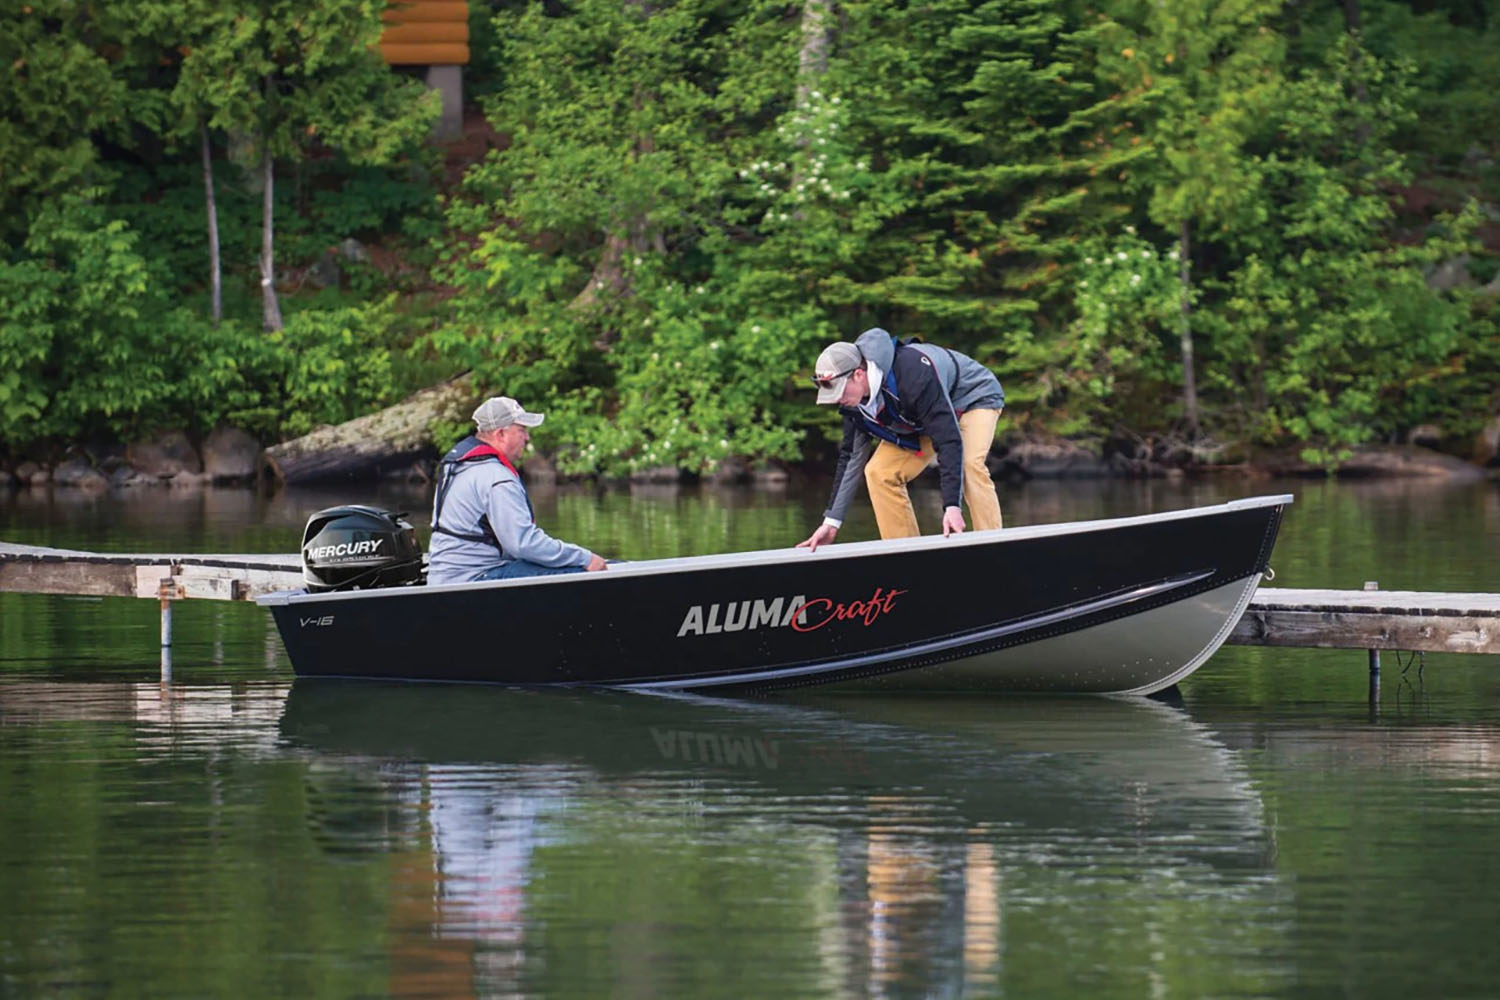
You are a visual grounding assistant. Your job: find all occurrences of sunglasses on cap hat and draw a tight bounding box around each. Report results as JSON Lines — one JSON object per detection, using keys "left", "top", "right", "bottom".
{"left": 811, "top": 366, "right": 860, "bottom": 389}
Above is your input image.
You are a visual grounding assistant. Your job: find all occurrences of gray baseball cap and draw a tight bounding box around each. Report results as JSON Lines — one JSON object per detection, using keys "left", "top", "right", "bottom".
{"left": 812, "top": 342, "right": 863, "bottom": 404}
{"left": 472, "top": 396, "right": 545, "bottom": 432}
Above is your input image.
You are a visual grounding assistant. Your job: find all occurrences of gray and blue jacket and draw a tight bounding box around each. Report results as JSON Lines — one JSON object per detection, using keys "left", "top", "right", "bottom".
{"left": 426, "top": 436, "right": 592, "bottom": 585}
{"left": 824, "top": 328, "right": 1004, "bottom": 525}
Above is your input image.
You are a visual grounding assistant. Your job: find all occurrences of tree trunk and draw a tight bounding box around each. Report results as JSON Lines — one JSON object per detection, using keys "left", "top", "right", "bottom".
{"left": 570, "top": 90, "right": 660, "bottom": 331}
{"left": 261, "top": 376, "right": 476, "bottom": 485}
{"left": 566, "top": 0, "right": 667, "bottom": 333}
{"left": 796, "top": 0, "right": 831, "bottom": 109}
{"left": 1341, "top": 0, "right": 1372, "bottom": 154}
{"left": 571, "top": 230, "right": 631, "bottom": 315}
{"left": 259, "top": 144, "right": 283, "bottom": 332}
{"left": 1178, "top": 220, "right": 1200, "bottom": 437}
{"left": 259, "top": 74, "right": 283, "bottom": 332}
{"left": 201, "top": 125, "right": 222, "bottom": 328}
{"left": 790, "top": 0, "right": 833, "bottom": 203}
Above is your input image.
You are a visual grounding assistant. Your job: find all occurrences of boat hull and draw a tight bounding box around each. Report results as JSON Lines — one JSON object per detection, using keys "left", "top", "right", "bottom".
{"left": 260, "top": 496, "right": 1290, "bottom": 695}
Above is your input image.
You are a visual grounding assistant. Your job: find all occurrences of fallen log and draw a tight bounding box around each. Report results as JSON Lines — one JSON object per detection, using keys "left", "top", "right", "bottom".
{"left": 1257, "top": 443, "right": 1485, "bottom": 480}
{"left": 261, "top": 376, "right": 475, "bottom": 485}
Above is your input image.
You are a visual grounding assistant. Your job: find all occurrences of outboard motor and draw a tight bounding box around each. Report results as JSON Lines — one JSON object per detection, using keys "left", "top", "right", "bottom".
{"left": 300, "top": 505, "right": 424, "bottom": 593}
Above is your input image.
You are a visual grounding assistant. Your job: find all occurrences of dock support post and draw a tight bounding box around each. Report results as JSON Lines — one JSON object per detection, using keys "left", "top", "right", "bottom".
{"left": 159, "top": 576, "right": 175, "bottom": 683}
{"left": 1365, "top": 580, "right": 1380, "bottom": 713}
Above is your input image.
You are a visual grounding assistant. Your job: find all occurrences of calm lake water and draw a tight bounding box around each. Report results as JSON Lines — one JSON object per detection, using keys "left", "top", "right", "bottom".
{"left": 3, "top": 476, "right": 1499, "bottom": 998}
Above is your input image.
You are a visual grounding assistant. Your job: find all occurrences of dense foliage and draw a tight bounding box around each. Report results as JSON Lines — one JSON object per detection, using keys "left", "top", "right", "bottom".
{"left": 2, "top": 0, "right": 1496, "bottom": 470}
{"left": 1, "top": 0, "right": 437, "bottom": 449}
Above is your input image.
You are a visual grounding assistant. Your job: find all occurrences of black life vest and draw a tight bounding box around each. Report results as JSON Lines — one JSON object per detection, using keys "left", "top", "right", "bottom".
{"left": 430, "top": 435, "right": 529, "bottom": 553}
{"left": 863, "top": 363, "right": 923, "bottom": 451}
{"left": 856, "top": 335, "right": 959, "bottom": 452}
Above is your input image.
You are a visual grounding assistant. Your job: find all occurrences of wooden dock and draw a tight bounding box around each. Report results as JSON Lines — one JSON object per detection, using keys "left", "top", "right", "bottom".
{"left": 4, "top": 540, "right": 1498, "bottom": 658}
{"left": 1230, "top": 587, "right": 1499, "bottom": 655}
{"left": 0, "top": 541, "right": 301, "bottom": 601}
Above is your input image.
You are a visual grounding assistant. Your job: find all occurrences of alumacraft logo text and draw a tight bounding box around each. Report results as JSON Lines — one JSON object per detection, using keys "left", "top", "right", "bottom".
{"left": 305, "top": 538, "right": 384, "bottom": 561}
{"left": 676, "top": 586, "right": 908, "bottom": 638}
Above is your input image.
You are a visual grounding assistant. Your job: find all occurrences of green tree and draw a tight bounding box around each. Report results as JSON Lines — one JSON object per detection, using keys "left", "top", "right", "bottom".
{"left": 439, "top": 0, "right": 1157, "bottom": 472}
{"left": 437, "top": 0, "right": 819, "bottom": 475}
{"left": 174, "top": 0, "right": 437, "bottom": 330}
{"left": 807, "top": 0, "right": 1165, "bottom": 443}
{"left": 1206, "top": 39, "right": 1478, "bottom": 463}
{"left": 1306, "top": 0, "right": 1500, "bottom": 175}
{"left": 0, "top": 193, "right": 193, "bottom": 441}
{"left": 820, "top": 0, "right": 1105, "bottom": 337}
{"left": 0, "top": 1, "right": 435, "bottom": 455}
{"left": 0, "top": 2, "right": 133, "bottom": 243}
{"left": 1097, "top": 0, "right": 1286, "bottom": 438}
{"left": 1055, "top": 227, "right": 1182, "bottom": 436}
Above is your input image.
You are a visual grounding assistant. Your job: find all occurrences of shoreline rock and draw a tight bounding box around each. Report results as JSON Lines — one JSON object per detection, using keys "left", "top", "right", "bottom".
{"left": 7, "top": 430, "right": 1494, "bottom": 494}
{"left": 1475, "top": 416, "right": 1500, "bottom": 468}
{"left": 53, "top": 459, "right": 109, "bottom": 491}
{"left": 203, "top": 427, "right": 261, "bottom": 484}
{"left": 127, "top": 431, "right": 203, "bottom": 481}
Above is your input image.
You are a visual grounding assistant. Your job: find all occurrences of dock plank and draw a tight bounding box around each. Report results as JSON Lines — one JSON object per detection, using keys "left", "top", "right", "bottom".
{"left": 1, "top": 542, "right": 301, "bottom": 600}
{"left": 1244, "top": 587, "right": 1500, "bottom": 616}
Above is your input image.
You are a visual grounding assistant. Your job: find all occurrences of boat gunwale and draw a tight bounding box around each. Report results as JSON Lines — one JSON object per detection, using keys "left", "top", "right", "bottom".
{"left": 257, "top": 493, "right": 1294, "bottom": 607}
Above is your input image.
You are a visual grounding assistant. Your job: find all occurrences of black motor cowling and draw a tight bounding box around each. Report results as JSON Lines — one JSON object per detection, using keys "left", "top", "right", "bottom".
{"left": 301, "top": 505, "right": 424, "bottom": 592}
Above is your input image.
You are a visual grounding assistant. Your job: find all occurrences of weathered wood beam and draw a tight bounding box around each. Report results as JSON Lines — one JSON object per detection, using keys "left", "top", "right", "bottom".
{"left": 1229, "top": 587, "right": 1500, "bottom": 654}
{"left": 1229, "top": 610, "right": 1497, "bottom": 654}
{"left": 132, "top": 564, "right": 303, "bottom": 600}
{"left": 0, "top": 559, "right": 141, "bottom": 598}
{"left": 1, "top": 543, "right": 301, "bottom": 601}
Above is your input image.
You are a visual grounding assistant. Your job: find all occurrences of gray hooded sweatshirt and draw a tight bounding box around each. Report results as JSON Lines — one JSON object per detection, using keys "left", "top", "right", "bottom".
{"left": 822, "top": 328, "right": 1004, "bottom": 526}
{"left": 427, "top": 458, "right": 591, "bottom": 585}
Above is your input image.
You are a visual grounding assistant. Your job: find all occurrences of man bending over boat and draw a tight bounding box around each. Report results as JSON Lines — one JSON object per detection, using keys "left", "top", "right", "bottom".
{"left": 427, "top": 396, "right": 608, "bottom": 585}
{"left": 799, "top": 328, "right": 1004, "bottom": 550}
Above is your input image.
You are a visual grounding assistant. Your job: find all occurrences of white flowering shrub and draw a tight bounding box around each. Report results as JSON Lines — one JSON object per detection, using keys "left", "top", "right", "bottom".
{"left": 1048, "top": 230, "right": 1182, "bottom": 433}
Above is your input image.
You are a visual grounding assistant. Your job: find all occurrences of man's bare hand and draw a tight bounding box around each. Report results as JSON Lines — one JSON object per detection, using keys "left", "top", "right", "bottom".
{"left": 941, "top": 506, "right": 966, "bottom": 537}
{"left": 585, "top": 553, "right": 608, "bottom": 571}
{"left": 797, "top": 523, "right": 839, "bottom": 552}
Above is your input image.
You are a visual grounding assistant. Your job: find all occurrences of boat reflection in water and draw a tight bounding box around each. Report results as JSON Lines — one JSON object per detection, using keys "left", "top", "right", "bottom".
{"left": 281, "top": 683, "right": 1286, "bottom": 997}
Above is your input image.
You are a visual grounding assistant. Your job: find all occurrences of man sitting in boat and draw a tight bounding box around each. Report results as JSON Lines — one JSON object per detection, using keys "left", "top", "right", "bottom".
{"left": 798, "top": 328, "right": 1004, "bottom": 550}
{"left": 426, "top": 396, "right": 608, "bottom": 585}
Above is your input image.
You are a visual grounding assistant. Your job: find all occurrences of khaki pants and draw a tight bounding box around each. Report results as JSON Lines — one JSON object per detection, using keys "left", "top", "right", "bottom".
{"left": 863, "top": 408, "right": 1003, "bottom": 539}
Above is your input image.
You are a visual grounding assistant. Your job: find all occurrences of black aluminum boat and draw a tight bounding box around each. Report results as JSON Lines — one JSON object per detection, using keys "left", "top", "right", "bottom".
{"left": 258, "top": 494, "right": 1291, "bottom": 694}
{"left": 261, "top": 494, "right": 1290, "bottom": 695}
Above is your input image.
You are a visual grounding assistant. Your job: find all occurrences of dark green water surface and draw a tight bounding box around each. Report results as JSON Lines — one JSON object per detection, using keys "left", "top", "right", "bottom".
{"left": 3, "top": 477, "right": 1499, "bottom": 998}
